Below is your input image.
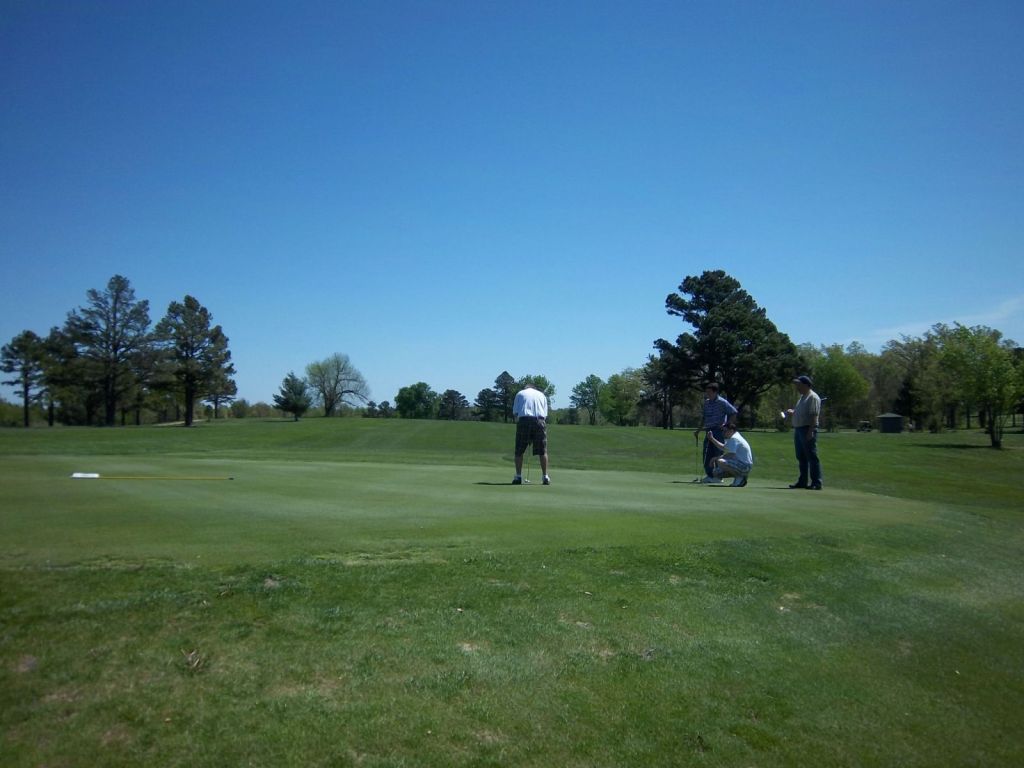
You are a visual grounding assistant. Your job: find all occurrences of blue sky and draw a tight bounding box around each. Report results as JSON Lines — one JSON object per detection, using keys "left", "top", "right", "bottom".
{"left": 2, "top": 1, "right": 1022, "bottom": 406}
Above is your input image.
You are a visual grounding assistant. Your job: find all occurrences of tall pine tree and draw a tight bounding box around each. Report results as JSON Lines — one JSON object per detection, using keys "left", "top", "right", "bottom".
{"left": 655, "top": 270, "right": 803, "bottom": 418}
{"left": 64, "top": 275, "right": 152, "bottom": 426}
{"left": 155, "top": 295, "right": 234, "bottom": 427}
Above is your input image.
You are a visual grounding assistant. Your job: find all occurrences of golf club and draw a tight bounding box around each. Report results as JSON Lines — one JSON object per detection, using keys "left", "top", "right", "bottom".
{"left": 691, "top": 430, "right": 703, "bottom": 483}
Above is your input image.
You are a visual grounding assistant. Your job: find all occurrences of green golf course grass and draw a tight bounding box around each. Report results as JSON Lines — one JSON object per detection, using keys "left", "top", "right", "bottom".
{"left": 2, "top": 419, "right": 1022, "bottom": 766}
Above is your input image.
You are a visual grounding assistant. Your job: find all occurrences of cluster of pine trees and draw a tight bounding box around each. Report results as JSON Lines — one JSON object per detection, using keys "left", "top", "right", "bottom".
{"left": 1, "top": 275, "right": 235, "bottom": 427}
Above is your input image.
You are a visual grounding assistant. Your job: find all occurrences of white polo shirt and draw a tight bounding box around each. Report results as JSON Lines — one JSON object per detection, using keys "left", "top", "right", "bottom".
{"left": 513, "top": 387, "right": 548, "bottom": 419}
{"left": 724, "top": 432, "right": 753, "bottom": 465}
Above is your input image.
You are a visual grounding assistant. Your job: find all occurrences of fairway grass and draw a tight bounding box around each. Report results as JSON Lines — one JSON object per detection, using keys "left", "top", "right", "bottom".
{"left": 2, "top": 420, "right": 1023, "bottom": 766}
{"left": 1, "top": 454, "right": 936, "bottom": 567}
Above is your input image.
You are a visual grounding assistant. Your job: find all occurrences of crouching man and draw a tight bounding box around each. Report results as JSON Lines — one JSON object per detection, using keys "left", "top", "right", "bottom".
{"left": 705, "top": 424, "right": 753, "bottom": 487}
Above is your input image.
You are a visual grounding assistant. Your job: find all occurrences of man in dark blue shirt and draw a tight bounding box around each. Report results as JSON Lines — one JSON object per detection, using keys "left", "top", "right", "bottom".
{"left": 694, "top": 383, "right": 738, "bottom": 483}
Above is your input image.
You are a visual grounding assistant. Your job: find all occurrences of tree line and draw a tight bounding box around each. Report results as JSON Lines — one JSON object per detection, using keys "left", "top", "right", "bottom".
{"left": 574, "top": 271, "right": 1023, "bottom": 448}
{"left": 270, "top": 369, "right": 556, "bottom": 423}
{"left": 6, "top": 270, "right": 1021, "bottom": 447}
{"left": 343, "top": 269, "right": 1020, "bottom": 448}
{"left": 2, "top": 275, "right": 235, "bottom": 427}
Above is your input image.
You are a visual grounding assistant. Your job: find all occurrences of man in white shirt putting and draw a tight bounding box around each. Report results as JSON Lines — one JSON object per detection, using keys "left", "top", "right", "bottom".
{"left": 512, "top": 383, "right": 550, "bottom": 485}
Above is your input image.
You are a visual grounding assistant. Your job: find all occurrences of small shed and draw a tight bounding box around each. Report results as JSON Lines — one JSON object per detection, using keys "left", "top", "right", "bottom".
{"left": 878, "top": 413, "right": 904, "bottom": 433}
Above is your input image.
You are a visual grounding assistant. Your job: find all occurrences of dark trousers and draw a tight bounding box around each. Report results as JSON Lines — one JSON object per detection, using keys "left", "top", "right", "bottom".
{"left": 794, "top": 426, "right": 822, "bottom": 486}
{"left": 703, "top": 428, "right": 725, "bottom": 477}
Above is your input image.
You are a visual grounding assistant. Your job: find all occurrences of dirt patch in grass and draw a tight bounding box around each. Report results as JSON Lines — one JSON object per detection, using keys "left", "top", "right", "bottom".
{"left": 101, "top": 724, "right": 132, "bottom": 747}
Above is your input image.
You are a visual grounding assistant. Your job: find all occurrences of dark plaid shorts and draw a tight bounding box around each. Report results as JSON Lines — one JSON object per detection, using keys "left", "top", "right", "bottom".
{"left": 515, "top": 417, "right": 547, "bottom": 457}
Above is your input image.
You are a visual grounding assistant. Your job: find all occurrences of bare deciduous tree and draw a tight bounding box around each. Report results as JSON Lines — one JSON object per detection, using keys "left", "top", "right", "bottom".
{"left": 305, "top": 353, "right": 369, "bottom": 416}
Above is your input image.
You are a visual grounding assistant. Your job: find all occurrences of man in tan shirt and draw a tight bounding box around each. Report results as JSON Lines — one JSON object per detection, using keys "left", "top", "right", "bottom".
{"left": 786, "top": 375, "right": 822, "bottom": 490}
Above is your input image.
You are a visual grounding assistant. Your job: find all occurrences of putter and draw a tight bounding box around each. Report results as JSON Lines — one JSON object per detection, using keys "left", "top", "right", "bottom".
{"left": 691, "top": 431, "right": 703, "bottom": 483}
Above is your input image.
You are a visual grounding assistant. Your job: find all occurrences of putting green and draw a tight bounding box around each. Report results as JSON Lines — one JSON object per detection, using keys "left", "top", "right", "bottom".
{"left": 1, "top": 454, "right": 936, "bottom": 567}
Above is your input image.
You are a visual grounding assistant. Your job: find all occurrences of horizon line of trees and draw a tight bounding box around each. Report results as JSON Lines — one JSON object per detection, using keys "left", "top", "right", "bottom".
{"left": 267, "top": 370, "right": 558, "bottom": 423}
{"left": 641, "top": 271, "right": 1022, "bottom": 448}
{"left": 6, "top": 271, "right": 1021, "bottom": 447}
{"left": 346, "top": 271, "right": 1022, "bottom": 449}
